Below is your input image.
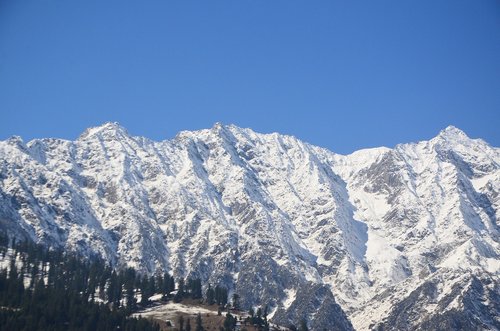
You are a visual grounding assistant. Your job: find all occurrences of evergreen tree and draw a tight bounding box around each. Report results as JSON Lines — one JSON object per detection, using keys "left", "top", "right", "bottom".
{"left": 0, "top": 231, "right": 8, "bottom": 248}
{"left": 191, "top": 278, "right": 202, "bottom": 299}
{"left": 263, "top": 304, "right": 270, "bottom": 330}
{"left": 140, "top": 276, "right": 151, "bottom": 305}
{"left": 223, "top": 312, "right": 237, "bottom": 331}
{"left": 148, "top": 275, "right": 157, "bottom": 296}
{"left": 178, "top": 315, "right": 185, "bottom": 331}
{"left": 215, "top": 285, "right": 228, "bottom": 306}
{"left": 124, "top": 269, "right": 137, "bottom": 311}
{"left": 0, "top": 234, "right": 160, "bottom": 331}
{"left": 206, "top": 284, "right": 215, "bottom": 305}
{"left": 215, "top": 285, "right": 221, "bottom": 305}
{"left": 221, "top": 287, "right": 228, "bottom": 306}
{"left": 248, "top": 307, "right": 255, "bottom": 319}
{"left": 161, "top": 273, "right": 175, "bottom": 298}
{"left": 169, "top": 274, "right": 176, "bottom": 293}
{"left": 174, "top": 278, "right": 185, "bottom": 303}
{"left": 196, "top": 312, "right": 204, "bottom": 331}
{"left": 232, "top": 293, "right": 240, "bottom": 310}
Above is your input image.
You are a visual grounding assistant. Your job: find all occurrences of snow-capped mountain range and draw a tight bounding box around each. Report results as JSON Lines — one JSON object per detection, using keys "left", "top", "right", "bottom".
{"left": 0, "top": 123, "right": 498, "bottom": 330}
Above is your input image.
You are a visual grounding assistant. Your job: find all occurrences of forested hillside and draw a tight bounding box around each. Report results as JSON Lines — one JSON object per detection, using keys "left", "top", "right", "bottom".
{"left": 0, "top": 233, "right": 160, "bottom": 331}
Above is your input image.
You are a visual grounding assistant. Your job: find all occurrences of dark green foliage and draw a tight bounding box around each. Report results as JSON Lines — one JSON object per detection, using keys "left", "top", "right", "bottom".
{"left": 244, "top": 306, "right": 269, "bottom": 330}
{"left": 0, "top": 232, "right": 8, "bottom": 258}
{"left": 223, "top": 312, "right": 237, "bottom": 331}
{"left": 248, "top": 307, "right": 255, "bottom": 318}
{"left": 174, "top": 277, "right": 203, "bottom": 302}
{"left": 206, "top": 284, "right": 215, "bottom": 305}
{"left": 174, "top": 277, "right": 186, "bottom": 302}
{"left": 123, "top": 268, "right": 137, "bottom": 311}
{"left": 178, "top": 314, "right": 185, "bottom": 331}
{"left": 160, "top": 272, "right": 175, "bottom": 298}
{"left": 0, "top": 232, "right": 285, "bottom": 331}
{"left": 232, "top": 293, "right": 240, "bottom": 309}
{"left": 178, "top": 278, "right": 185, "bottom": 295}
{"left": 140, "top": 275, "right": 157, "bottom": 305}
{"left": 187, "top": 278, "right": 202, "bottom": 299}
{"left": 214, "top": 285, "right": 228, "bottom": 306}
{"left": 0, "top": 233, "right": 159, "bottom": 331}
{"left": 196, "top": 312, "right": 204, "bottom": 331}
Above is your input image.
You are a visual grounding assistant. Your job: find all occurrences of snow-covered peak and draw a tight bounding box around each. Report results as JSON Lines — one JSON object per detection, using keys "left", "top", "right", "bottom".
{"left": 0, "top": 123, "right": 498, "bottom": 330}
{"left": 432, "top": 125, "right": 473, "bottom": 146}
{"left": 6, "top": 135, "right": 24, "bottom": 145}
{"left": 1, "top": 135, "right": 30, "bottom": 156}
{"left": 211, "top": 121, "right": 226, "bottom": 131}
{"left": 78, "top": 121, "right": 130, "bottom": 140}
{"left": 3, "top": 135, "right": 28, "bottom": 150}
{"left": 439, "top": 125, "right": 467, "bottom": 137}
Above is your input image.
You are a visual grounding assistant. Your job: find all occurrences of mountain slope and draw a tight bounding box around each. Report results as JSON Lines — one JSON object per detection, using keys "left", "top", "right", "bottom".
{"left": 0, "top": 123, "right": 498, "bottom": 330}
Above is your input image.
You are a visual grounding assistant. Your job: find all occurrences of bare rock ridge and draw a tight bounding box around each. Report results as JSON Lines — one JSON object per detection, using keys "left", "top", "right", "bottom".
{"left": 0, "top": 123, "right": 498, "bottom": 330}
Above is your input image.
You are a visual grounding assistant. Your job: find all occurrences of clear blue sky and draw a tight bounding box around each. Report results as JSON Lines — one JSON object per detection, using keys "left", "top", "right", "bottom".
{"left": 1, "top": 1, "right": 499, "bottom": 154}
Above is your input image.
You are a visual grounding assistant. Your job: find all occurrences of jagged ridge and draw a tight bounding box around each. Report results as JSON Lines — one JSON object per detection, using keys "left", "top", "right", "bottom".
{"left": 0, "top": 123, "right": 498, "bottom": 330}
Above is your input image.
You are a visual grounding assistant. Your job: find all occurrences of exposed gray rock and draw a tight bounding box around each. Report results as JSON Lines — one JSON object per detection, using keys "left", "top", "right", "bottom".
{"left": 0, "top": 123, "right": 498, "bottom": 330}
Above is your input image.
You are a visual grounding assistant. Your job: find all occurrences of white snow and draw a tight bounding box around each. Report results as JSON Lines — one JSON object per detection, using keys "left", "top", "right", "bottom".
{"left": 1, "top": 123, "right": 499, "bottom": 330}
{"left": 282, "top": 288, "right": 296, "bottom": 309}
{"left": 132, "top": 302, "right": 217, "bottom": 323}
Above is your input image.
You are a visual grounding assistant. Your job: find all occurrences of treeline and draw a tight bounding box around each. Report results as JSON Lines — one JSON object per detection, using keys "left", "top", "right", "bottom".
{"left": 244, "top": 306, "right": 270, "bottom": 329}
{"left": 206, "top": 283, "right": 228, "bottom": 306}
{"left": 0, "top": 233, "right": 234, "bottom": 331}
{"left": 0, "top": 234, "right": 159, "bottom": 331}
{"left": 0, "top": 232, "right": 309, "bottom": 331}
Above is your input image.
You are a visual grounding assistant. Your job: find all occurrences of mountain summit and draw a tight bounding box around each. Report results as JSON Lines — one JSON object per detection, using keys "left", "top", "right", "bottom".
{"left": 0, "top": 124, "right": 498, "bottom": 330}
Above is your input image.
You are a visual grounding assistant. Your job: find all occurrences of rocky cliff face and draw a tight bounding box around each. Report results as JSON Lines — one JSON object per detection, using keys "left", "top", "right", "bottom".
{"left": 0, "top": 123, "right": 498, "bottom": 330}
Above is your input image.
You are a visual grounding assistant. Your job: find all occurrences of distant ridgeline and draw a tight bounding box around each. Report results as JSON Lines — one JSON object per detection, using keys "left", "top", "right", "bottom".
{"left": 0, "top": 233, "right": 285, "bottom": 331}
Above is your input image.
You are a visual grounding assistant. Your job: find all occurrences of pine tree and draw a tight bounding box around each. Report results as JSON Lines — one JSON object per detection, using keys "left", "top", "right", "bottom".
{"left": 140, "top": 276, "right": 151, "bottom": 305}
{"left": 124, "top": 269, "right": 137, "bottom": 311}
{"left": 169, "top": 275, "right": 176, "bottom": 293}
{"left": 215, "top": 285, "right": 228, "bottom": 306}
{"left": 0, "top": 236, "right": 160, "bottom": 331}
{"left": 161, "top": 273, "right": 174, "bottom": 298}
{"left": 221, "top": 287, "right": 228, "bottom": 306}
{"left": 248, "top": 307, "right": 254, "bottom": 318}
{"left": 174, "top": 278, "right": 185, "bottom": 303}
{"left": 178, "top": 278, "right": 185, "bottom": 295}
{"left": 196, "top": 312, "right": 204, "bottom": 331}
{"left": 223, "top": 312, "right": 237, "bottom": 331}
{"left": 206, "top": 284, "right": 215, "bottom": 305}
{"left": 148, "top": 275, "right": 157, "bottom": 296}
{"left": 178, "top": 315, "right": 185, "bottom": 331}
{"left": 192, "top": 278, "right": 202, "bottom": 299}
{"left": 232, "top": 293, "right": 240, "bottom": 310}
{"left": 262, "top": 305, "right": 270, "bottom": 331}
